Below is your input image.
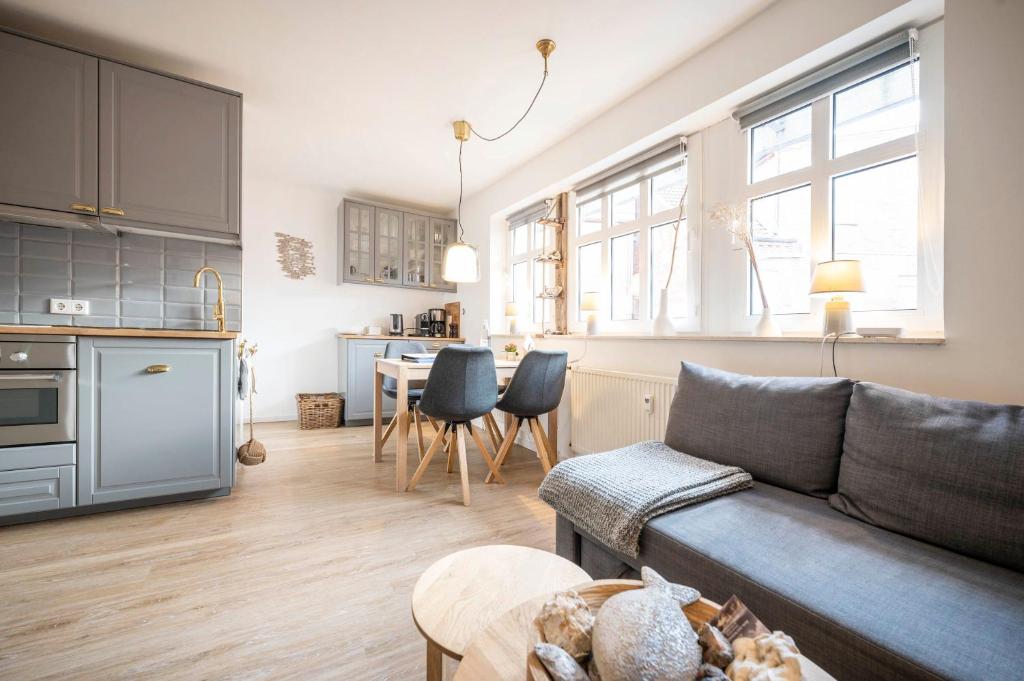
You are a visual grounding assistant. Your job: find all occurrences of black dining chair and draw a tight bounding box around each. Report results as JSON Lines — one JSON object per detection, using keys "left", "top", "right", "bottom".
{"left": 380, "top": 340, "right": 436, "bottom": 460}
{"left": 486, "top": 349, "right": 568, "bottom": 483}
{"left": 406, "top": 346, "right": 504, "bottom": 506}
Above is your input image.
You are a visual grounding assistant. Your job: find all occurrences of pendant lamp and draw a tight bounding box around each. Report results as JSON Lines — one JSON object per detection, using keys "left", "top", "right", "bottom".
{"left": 442, "top": 39, "right": 557, "bottom": 283}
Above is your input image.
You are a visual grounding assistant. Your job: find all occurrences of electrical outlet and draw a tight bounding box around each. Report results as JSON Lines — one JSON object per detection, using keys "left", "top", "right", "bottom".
{"left": 642, "top": 394, "right": 654, "bottom": 414}
{"left": 49, "top": 298, "right": 90, "bottom": 315}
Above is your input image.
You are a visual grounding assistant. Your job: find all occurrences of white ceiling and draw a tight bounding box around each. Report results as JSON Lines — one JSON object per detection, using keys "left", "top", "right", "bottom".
{"left": 0, "top": 0, "right": 774, "bottom": 212}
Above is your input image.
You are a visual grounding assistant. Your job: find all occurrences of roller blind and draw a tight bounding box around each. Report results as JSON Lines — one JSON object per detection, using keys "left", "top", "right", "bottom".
{"left": 507, "top": 201, "right": 548, "bottom": 228}
{"left": 574, "top": 138, "right": 686, "bottom": 204}
{"left": 734, "top": 29, "right": 919, "bottom": 130}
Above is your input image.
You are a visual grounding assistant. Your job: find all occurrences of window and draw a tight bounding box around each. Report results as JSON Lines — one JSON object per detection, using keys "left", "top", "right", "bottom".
{"left": 610, "top": 232, "right": 640, "bottom": 320}
{"left": 611, "top": 184, "right": 639, "bottom": 225}
{"left": 833, "top": 156, "right": 918, "bottom": 310}
{"left": 834, "top": 62, "right": 919, "bottom": 157}
{"left": 577, "top": 199, "right": 601, "bottom": 236}
{"left": 650, "top": 164, "right": 687, "bottom": 214}
{"left": 577, "top": 242, "right": 601, "bottom": 321}
{"left": 742, "top": 50, "right": 926, "bottom": 322}
{"left": 750, "top": 105, "right": 812, "bottom": 183}
{"left": 649, "top": 220, "right": 687, "bottom": 320}
{"left": 511, "top": 260, "right": 528, "bottom": 308}
{"left": 749, "top": 186, "right": 812, "bottom": 315}
{"left": 566, "top": 141, "right": 698, "bottom": 332}
{"left": 506, "top": 208, "right": 549, "bottom": 330}
{"left": 510, "top": 223, "right": 528, "bottom": 256}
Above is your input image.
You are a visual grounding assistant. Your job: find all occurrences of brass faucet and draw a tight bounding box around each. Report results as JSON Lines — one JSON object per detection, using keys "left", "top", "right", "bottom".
{"left": 193, "top": 266, "right": 226, "bottom": 332}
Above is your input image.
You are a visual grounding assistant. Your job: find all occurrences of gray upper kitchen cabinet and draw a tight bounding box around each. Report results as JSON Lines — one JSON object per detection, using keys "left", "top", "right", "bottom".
{"left": 403, "top": 213, "right": 431, "bottom": 289}
{"left": 77, "top": 337, "right": 233, "bottom": 506}
{"left": 429, "top": 218, "right": 457, "bottom": 292}
{"left": 375, "top": 208, "right": 403, "bottom": 286}
{"left": 99, "top": 60, "right": 241, "bottom": 237}
{"left": 341, "top": 200, "right": 375, "bottom": 284}
{"left": 0, "top": 31, "right": 98, "bottom": 215}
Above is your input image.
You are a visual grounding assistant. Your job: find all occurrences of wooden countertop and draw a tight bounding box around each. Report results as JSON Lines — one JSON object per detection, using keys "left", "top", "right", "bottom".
{"left": 337, "top": 334, "right": 465, "bottom": 341}
{"left": 0, "top": 325, "right": 239, "bottom": 340}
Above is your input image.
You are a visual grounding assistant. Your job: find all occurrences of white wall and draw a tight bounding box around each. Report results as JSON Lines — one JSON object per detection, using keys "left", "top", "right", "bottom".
{"left": 240, "top": 177, "right": 456, "bottom": 421}
{"left": 458, "top": 0, "right": 1024, "bottom": 407}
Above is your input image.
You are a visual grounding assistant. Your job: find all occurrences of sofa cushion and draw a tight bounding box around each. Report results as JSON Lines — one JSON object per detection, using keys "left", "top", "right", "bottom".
{"left": 829, "top": 382, "right": 1024, "bottom": 572}
{"left": 664, "top": 362, "right": 854, "bottom": 497}
{"left": 559, "top": 483, "right": 1024, "bottom": 681}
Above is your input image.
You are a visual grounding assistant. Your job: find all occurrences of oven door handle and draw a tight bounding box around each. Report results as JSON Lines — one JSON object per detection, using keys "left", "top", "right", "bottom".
{"left": 0, "top": 373, "right": 61, "bottom": 382}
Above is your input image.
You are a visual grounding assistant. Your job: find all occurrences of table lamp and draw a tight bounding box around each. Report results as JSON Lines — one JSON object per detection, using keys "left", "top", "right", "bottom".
{"left": 810, "top": 259, "right": 865, "bottom": 336}
{"left": 505, "top": 302, "right": 519, "bottom": 335}
{"left": 580, "top": 292, "right": 600, "bottom": 336}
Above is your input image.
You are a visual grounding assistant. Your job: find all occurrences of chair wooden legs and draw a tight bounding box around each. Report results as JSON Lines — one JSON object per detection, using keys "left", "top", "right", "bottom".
{"left": 482, "top": 413, "right": 502, "bottom": 453}
{"left": 456, "top": 424, "right": 471, "bottom": 506}
{"left": 468, "top": 423, "right": 504, "bottom": 484}
{"left": 527, "top": 417, "right": 554, "bottom": 474}
{"left": 486, "top": 415, "right": 554, "bottom": 483}
{"left": 406, "top": 426, "right": 448, "bottom": 492}
{"left": 381, "top": 405, "right": 427, "bottom": 460}
{"left": 446, "top": 425, "right": 456, "bottom": 473}
{"left": 486, "top": 417, "right": 521, "bottom": 483}
{"left": 413, "top": 407, "right": 425, "bottom": 462}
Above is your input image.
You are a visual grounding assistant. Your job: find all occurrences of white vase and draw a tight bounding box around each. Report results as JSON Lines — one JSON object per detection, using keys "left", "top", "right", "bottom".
{"left": 652, "top": 288, "right": 676, "bottom": 336}
{"left": 755, "top": 307, "right": 782, "bottom": 337}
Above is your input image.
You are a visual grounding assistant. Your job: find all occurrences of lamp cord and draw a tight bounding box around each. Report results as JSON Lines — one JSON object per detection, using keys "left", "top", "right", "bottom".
{"left": 469, "top": 68, "right": 548, "bottom": 142}
{"left": 457, "top": 140, "right": 465, "bottom": 240}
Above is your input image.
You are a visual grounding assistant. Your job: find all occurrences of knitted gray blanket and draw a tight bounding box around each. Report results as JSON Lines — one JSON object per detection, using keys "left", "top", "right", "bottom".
{"left": 538, "top": 441, "right": 753, "bottom": 558}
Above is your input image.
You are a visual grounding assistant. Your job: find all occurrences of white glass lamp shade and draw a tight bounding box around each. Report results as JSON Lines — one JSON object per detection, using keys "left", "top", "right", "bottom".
{"left": 810, "top": 259, "right": 865, "bottom": 295}
{"left": 580, "top": 292, "right": 600, "bottom": 312}
{"left": 442, "top": 241, "right": 480, "bottom": 283}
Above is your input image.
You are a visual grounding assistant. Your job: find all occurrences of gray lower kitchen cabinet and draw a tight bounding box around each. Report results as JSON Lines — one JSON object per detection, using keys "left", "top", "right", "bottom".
{"left": 99, "top": 60, "right": 241, "bottom": 237}
{"left": 0, "top": 466, "right": 75, "bottom": 516}
{"left": 0, "top": 443, "right": 77, "bottom": 517}
{"left": 337, "top": 336, "right": 464, "bottom": 424}
{"left": 339, "top": 198, "right": 457, "bottom": 292}
{"left": 77, "top": 337, "right": 233, "bottom": 505}
{"left": 0, "top": 31, "right": 98, "bottom": 216}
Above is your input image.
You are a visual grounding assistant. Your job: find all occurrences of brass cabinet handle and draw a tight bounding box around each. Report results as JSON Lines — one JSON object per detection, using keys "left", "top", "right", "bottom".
{"left": 69, "top": 203, "right": 97, "bottom": 213}
{"left": 146, "top": 364, "right": 172, "bottom": 374}
{"left": 101, "top": 207, "right": 126, "bottom": 216}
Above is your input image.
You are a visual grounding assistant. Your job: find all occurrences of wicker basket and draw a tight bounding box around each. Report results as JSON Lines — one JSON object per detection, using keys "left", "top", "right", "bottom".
{"left": 296, "top": 392, "right": 343, "bottom": 429}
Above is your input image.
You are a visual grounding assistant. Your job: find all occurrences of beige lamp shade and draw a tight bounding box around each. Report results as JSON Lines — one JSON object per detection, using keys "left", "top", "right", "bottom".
{"left": 504, "top": 302, "right": 519, "bottom": 316}
{"left": 810, "top": 259, "right": 865, "bottom": 294}
{"left": 580, "top": 292, "right": 600, "bottom": 312}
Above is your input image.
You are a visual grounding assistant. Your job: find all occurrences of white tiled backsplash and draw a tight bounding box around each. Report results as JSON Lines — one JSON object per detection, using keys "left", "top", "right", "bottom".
{"left": 0, "top": 222, "right": 241, "bottom": 331}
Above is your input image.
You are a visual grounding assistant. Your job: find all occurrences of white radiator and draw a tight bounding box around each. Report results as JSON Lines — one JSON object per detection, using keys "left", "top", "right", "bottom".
{"left": 570, "top": 367, "right": 678, "bottom": 455}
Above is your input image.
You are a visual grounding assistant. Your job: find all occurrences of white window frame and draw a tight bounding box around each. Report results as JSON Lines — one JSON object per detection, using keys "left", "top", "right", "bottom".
{"left": 726, "top": 34, "right": 942, "bottom": 334}
{"left": 566, "top": 136, "right": 702, "bottom": 334}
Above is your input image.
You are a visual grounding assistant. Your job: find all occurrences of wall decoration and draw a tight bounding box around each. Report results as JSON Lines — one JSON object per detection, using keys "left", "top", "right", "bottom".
{"left": 274, "top": 232, "right": 316, "bottom": 280}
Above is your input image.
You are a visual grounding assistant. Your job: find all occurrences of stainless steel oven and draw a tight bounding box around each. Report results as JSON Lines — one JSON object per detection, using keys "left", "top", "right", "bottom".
{"left": 0, "top": 335, "right": 76, "bottom": 447}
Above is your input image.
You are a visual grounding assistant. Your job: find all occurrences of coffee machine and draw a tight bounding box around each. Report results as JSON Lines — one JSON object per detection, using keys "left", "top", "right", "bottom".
{"left": 415, "top": 313, "right": 430, "bottom": 336}
{"left": 388, "top": 313, "right": 403, "bottom": 336}
{"left": 428, "top": 308, "right": 446, "bottom": 337}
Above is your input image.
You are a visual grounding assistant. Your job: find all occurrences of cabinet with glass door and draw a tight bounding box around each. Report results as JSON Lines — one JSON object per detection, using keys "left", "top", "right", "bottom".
{"left": 403, "top": 213, "right": 431, "bottom": 289}
{"left": 429, "top": 218, "right": 457, "bottom": 292}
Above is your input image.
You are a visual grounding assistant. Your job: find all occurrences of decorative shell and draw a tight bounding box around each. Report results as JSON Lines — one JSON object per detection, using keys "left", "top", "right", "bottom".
{"left": 590, "top": 567, "right": 702, "bottom": 681}
{"left": 726, "top": 632, "right": 803, "bottom": 681}
{"left": 534, "top": 643, "right": 591, "bottom": 681}
{"left": 536, "top": 590, "right": 596, "bottom": 660}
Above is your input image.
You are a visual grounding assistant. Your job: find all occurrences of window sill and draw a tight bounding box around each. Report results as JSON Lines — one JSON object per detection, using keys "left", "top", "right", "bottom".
{"left": 490, "top": 332, "right": 945, "bottom": 345}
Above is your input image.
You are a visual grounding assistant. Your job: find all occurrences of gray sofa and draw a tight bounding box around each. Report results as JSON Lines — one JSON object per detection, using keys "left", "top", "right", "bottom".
{"left": 554, "top": 362, "right": 1024, "bottom": 681}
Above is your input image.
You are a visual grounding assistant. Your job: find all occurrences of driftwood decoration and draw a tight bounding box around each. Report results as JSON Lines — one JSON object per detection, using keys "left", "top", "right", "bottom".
{"left": 274, "top": 232, "right": 316, "bottom": 280}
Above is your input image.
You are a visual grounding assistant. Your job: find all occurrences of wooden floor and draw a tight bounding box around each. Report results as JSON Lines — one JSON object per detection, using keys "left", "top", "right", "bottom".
{"left": 0, "top": 422, "right": 554, "bottom": 681}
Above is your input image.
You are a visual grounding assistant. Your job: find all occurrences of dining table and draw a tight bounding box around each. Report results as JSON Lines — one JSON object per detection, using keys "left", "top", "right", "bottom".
{"left": 373, "top": 356, "right": 558, "bottom": 492}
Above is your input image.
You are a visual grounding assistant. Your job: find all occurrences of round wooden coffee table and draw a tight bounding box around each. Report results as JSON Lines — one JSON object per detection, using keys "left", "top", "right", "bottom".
{"left": 411, "top": 545, "right": 591, "bottom": 681}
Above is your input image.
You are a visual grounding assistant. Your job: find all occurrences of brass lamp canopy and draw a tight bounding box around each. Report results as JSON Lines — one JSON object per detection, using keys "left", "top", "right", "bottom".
{"left": 452, "top": 120, "right": 470, "bottom": 142}
{"left": 537, "top": 38, "right": 556, "bottom": 72}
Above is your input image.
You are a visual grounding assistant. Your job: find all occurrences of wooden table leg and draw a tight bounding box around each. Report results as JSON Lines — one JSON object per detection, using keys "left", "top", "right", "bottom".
{"left": 373, "top": 363, "right": 383, "bottom": 463}
{"left": 547, "top": 407, "right": 558, "bottom": 467}
{"left": 396, "top": 367, "right": 409, "bottom": 493}
{"left": 425, "top": 639, "right": 443, "bottom": 681}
